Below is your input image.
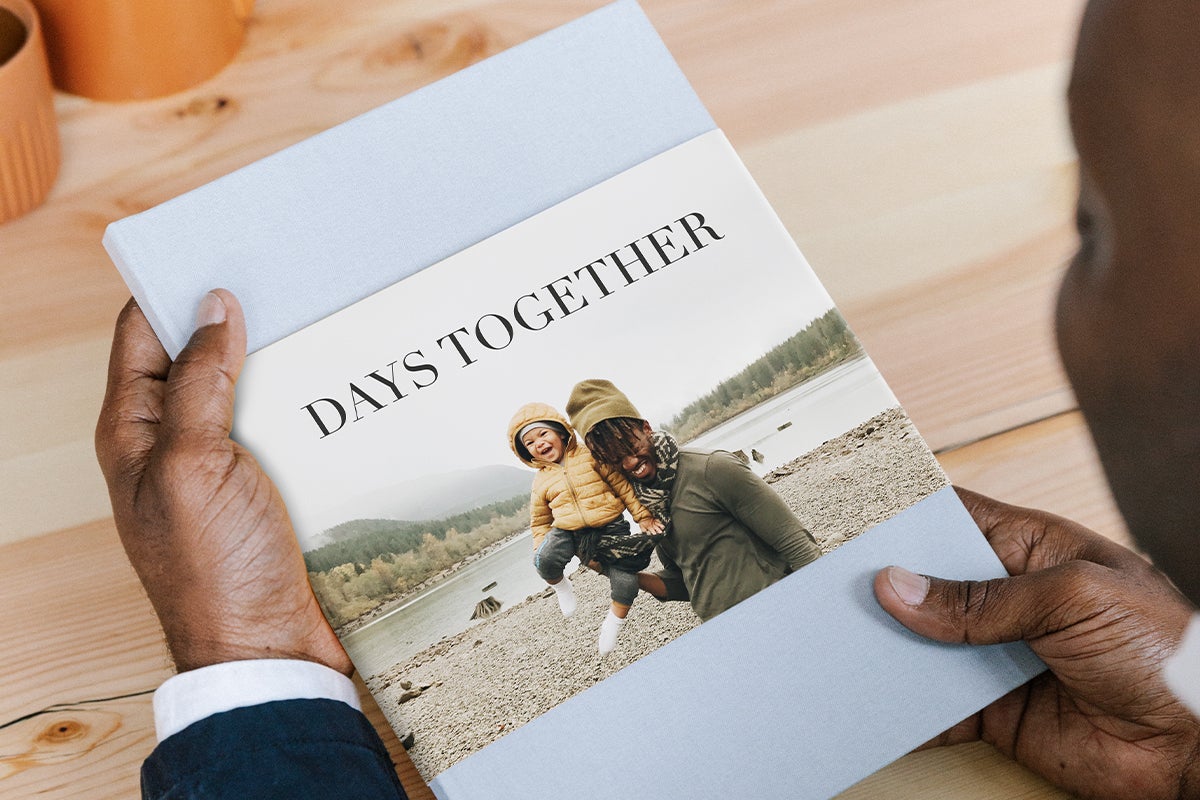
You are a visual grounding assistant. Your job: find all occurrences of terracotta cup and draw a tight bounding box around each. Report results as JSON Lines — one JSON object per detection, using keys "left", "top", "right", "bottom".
{"left": 30, "top": 0, "right": 255, "bottom": 101}
{"left": 0, "top": 0, "right": 59, "bottom": 225}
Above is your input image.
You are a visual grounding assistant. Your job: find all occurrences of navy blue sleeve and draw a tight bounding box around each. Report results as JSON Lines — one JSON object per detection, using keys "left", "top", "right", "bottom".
{"left": 142, "top": 699, "right": 409, "bottom": 799}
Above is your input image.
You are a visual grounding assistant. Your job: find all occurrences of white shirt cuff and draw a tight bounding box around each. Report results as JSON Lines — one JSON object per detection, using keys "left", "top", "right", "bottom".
{"left": 1165, "top": 613, "right": 1200, "bottom": 717}
{"left": 153, "top": 659, "right": 361, "bottom": 742}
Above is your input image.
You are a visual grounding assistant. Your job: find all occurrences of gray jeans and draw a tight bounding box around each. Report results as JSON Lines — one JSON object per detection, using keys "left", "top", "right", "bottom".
{"left": 534, "top": 521, "right": 640, "bottom": 606}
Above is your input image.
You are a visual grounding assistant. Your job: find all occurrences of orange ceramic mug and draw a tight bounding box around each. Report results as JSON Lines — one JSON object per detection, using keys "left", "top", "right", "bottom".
{"left": 0, "top": 0, "right": 59, "bottom": 224}
{"left": 30, "top": 0, "right": 255, "bottom": 101}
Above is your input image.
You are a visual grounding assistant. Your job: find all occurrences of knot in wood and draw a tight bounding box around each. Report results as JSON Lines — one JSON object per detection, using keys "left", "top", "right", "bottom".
{"left": 37, "top": 718, "right": 86, "bottom": 744}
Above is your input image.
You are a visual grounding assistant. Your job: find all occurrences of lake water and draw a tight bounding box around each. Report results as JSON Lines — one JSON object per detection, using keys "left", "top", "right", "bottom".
{"left": 344, "top": 355, "right": 898, "bottom": 674}
{"left": 687, "top": 355, "right": 898, "bottom": 475}
{"left": 343, "top": 530, "right": 551, "bottom": 676}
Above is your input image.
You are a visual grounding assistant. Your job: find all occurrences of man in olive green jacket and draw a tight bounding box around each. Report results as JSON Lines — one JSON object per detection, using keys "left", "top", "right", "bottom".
{"left": 567, "top": 379, "right": 822, "bottom": 621}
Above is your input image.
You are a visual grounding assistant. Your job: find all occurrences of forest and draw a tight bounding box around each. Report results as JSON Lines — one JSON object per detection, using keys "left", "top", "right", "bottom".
{"left": 305, "top": 495, "right": 530, "bottom": 627}
{"left": 665, "top": 308, "right": 862, "bottom": 441}
{"left": 304, "top": 493, "right": 527, "bottom": 572}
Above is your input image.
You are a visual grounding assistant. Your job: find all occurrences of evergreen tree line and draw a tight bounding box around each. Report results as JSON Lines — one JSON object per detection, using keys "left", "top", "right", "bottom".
{"left": 309, "top": 503, "right": 531, "bottom": 628}
{"left": 667, "top": 309, "right": 863, "bottom": 442}
{"left": 303, "top": 493, "right": 528, "bottom": 573}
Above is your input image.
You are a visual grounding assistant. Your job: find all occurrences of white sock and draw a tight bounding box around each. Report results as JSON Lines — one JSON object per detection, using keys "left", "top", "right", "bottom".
{"left": 551, "top": 578, "right": 576, "bottom": 618}
{"left": 598, "top": 610, "right": 626, "bottom": 655}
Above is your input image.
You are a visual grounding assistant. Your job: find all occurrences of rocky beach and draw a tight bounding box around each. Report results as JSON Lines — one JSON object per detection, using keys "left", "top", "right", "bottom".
{"left": 365, "top": 406, "right": 948, "bottom": 778}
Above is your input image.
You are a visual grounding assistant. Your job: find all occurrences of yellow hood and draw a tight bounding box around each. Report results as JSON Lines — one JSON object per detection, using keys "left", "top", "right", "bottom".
{"left": 508, "top": 402, "right": 575, "bottom": 467}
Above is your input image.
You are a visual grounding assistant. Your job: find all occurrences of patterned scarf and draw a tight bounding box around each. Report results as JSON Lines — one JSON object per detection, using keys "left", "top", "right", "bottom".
{"left": 575, "top": 431, "right": 682, "bottom": 573}
{"left": 576, "top": 528, "right": 659, "bottom": 573}
{"left": 630, "top": 430, "right": 681, "bottom": 531}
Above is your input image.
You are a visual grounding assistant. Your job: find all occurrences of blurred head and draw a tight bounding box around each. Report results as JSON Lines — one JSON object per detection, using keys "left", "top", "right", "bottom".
{"left": 1057, "top": 0, "right": 1200, "bottom": 603}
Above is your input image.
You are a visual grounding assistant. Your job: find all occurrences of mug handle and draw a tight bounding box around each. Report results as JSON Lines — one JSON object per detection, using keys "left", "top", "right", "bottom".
{"left": 231, "top": 0, "right": 255, "bottom": 22}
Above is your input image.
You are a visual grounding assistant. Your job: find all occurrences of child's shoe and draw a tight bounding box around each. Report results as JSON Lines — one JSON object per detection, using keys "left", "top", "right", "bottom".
{"left": 598, "top": 609, "right": 626, "bottom": 655}
{"left": 552, "top": 577, "right": 576, "bottom": 617}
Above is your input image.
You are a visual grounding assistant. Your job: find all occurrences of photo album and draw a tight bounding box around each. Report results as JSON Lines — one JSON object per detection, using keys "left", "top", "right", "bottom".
{"left": 103, "top": 2, "right": 1044, "bottom": 798}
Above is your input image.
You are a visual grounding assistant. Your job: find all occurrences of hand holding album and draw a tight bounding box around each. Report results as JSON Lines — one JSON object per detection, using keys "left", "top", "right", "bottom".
{"left": 95, "top": 291, "right": 350, "bottom": 676}
{"left": 879, "top": 488, "right": 1200, "bottom": 800}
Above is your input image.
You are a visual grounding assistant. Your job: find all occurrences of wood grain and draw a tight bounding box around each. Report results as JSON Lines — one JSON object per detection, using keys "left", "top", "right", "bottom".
{"left": 939, "top": 411, "right": 1130, "bottom": 549}
{"left": 0, "top": 695, "right": 155, "bottom": 798}
{"left": 0, "top": 1, "right": 1098, "bottom": 797}
{"left": 839, "top": 742, "right": 1071, "bottom": 800}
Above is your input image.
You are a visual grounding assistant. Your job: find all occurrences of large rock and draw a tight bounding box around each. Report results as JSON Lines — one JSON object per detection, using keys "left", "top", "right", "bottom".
{"left": 471, "top": 595, "right": 502, "bottom": 620}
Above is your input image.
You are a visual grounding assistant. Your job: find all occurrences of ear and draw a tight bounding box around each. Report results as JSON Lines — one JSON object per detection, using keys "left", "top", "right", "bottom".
{"left": 642, "top": 420, "right": 654, "bottom": 435}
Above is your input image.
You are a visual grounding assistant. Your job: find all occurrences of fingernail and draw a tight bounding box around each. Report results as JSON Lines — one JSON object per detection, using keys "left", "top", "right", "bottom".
{"left": 196, "top": 291, "right": 227, "bottom": 328}
{"left": 887, "top": 566, "right": 929, "bottom": 606}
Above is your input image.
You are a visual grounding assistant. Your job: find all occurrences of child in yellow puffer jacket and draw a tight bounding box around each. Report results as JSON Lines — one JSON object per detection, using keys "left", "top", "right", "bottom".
{"left": 509, "top": 402, "right": 664, "bottom": 655}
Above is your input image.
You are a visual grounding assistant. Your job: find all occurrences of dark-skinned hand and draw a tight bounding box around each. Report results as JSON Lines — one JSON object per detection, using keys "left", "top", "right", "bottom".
{"left": 876, "top": 487, "right": 1200, "bottom": 800}
{"left": 95, "top": 290, "right": 351, "bottom": 675}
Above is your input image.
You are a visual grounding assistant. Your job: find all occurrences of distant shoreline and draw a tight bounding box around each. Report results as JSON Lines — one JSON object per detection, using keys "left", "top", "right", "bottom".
{"left": 676, "top": 350, "right": 864, "bottom": 442}
{"left": 336, "top": 527, "right": 532, "bottom": 637}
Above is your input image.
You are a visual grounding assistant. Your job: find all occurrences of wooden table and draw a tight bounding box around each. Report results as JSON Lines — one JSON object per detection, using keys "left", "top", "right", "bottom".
{"left": 1, "top": 1, "right": 1104, "bottom": 797}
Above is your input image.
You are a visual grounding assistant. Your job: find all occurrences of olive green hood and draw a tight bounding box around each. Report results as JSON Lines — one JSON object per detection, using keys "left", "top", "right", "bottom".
{"left": 565, "top": 379, "right": 643, "bottom": 441}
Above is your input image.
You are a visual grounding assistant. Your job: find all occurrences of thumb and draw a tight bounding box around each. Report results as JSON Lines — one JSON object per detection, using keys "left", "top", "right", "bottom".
{"left": 161, "top": 289, "right": 249, "bottom": 444}
{"left": 874, "top": 563, "right": 1106, "bottom": 646}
